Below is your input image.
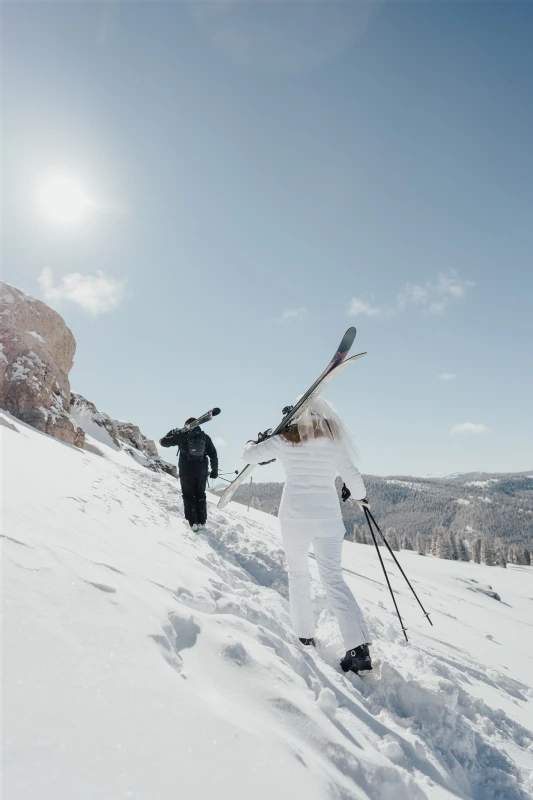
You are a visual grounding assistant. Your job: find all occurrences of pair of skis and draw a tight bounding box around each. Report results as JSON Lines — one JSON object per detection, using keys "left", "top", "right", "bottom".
{"left": 217, "top": 327, "right": 366, "bottom": 510}
{"left": 175, "top": 407, "right": 221, "bottom": 434}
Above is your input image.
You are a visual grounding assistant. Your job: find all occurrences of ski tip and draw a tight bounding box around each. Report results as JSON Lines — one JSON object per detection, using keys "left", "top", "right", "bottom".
{"left": 343, "top": 352, "right": 367, "bottom": 364}
{"left": 212, "top": 407, "right": 221, "bottom": 416}
{"left": 339, "top": 327, "right": 357, "bottom": 354}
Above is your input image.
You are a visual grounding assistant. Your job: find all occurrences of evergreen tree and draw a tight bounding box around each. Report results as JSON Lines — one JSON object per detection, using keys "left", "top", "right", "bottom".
{"left": 457, "top": 537, "right": 469, "bottom": 562}
{"left": 402, "top": 534, "right": 413, "bottom": 550}
{"left": 497, "top": 547, "right": 507, "bottom": 569}
{"left": 353, "top": 524, "right": 368, "bottom": 544}
{"left": 449, "top": 533, "right": 459, "bottom": 561}
{"left": 472, "top": 538, "right": 482, "bottom": 564}
{"left": 481, "top": 538, "right": 496, "bottom": 567}
{"left": 386, "top": 528, "right": 400, "bottom": 551}
{"left": 416, "top": 533, "right": 426, "bottom": 555}
{"left": 432, "top": 526, "right": 446, "bottom": 557}
{"left": 523, "top": 548, "right": 531, "bottom": 566}
{"left": 437, "top": 534, "right": 452, "bottom": 560}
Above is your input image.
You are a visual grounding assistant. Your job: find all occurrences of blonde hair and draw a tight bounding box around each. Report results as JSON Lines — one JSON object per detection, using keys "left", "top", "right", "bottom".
{"left": 281, "top": 417, "right": 340, "bottom": 445}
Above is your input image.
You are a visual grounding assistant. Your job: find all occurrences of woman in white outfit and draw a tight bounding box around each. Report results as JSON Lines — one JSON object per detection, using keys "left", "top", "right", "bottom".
{"left": 242, "top": 398, "right": 373, "bottom": 674}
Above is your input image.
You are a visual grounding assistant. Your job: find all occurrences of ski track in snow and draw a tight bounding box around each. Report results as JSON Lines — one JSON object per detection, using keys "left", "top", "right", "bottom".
{"left": 3, "top": 410, "right": 533, "bottom": 800}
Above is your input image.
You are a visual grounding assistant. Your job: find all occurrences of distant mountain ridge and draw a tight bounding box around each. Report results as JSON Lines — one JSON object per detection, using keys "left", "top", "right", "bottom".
{"left": 427, "top": 470, "right": 533, "bottom": 482}
{"left": 227, "top": 469, "right": 533, "bottom": 553}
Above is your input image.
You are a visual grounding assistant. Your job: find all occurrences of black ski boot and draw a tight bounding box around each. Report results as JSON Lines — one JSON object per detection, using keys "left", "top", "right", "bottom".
{"left": 340, "top": 644, "right": 372, "bottom": 674}
{"left": 299, "top": 638, "right": 316, "bottom": 647}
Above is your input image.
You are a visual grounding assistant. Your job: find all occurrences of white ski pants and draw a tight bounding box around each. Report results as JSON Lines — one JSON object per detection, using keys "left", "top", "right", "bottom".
{"left": 281, "top": 527, "right": 371, "bottom": 650}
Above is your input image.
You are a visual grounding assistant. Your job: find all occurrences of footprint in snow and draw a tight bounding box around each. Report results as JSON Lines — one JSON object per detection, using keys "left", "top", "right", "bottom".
{"left": 222, "top": 641, "right": 253, "bottom": 667}
{"left": 174, "top": 586, "right": 218, "bottom": 614}
{"left": 167, "top": 612, "right": 201, "bottom": 652}
{"left": 151, "top": 613, "right": 201, "bottom": 676}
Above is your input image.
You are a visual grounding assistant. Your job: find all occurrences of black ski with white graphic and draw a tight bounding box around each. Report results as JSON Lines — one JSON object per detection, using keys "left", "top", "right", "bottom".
{"left": 217, "top": 328, "right": 366, "bottom": 509}
{"left": 177, "top": 407, "right": 221, "bottom": 434}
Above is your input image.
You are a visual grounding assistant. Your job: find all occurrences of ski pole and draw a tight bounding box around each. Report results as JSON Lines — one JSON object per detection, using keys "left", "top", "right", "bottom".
{"left": 365, "top": 508, "right": 432, "bottom": 628}
{"left": 363, "top": 508, "right": 408, "bottom": 642}
{"left": 247, "top": 476, "right": 253, "bottom": 513}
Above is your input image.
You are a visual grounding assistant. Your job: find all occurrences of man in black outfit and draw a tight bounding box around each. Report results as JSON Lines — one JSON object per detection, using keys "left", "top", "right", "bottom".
{"left": 159, "top": 419, "right": 218, "bottom": 531}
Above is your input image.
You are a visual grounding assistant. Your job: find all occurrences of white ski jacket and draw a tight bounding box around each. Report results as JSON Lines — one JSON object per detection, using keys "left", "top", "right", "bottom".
{"left": 242, "top": 435, "right": 366, "bottom": 535}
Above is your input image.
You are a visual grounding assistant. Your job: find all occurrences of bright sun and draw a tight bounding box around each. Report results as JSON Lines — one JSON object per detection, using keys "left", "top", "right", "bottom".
{"left": 39, "top": 175, "right": 90, "bottom": 224}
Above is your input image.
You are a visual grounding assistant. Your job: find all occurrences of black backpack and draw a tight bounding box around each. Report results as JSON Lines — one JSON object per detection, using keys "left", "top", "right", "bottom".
{"left": 186, "top": 429, "right": 206, "bottom": 461}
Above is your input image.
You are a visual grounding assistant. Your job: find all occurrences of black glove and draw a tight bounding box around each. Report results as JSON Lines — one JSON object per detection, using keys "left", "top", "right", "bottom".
{"left": 246, "top": 428, "right": 274, "bottom": 445}
{"left": 341, "top": 483, "right": 351, "bottom": 502}
{"left": 159, "top": 429, "right": 178, "bottom": 446}
{"left": 210, "top": 470, "right": 218, "bottom": 479}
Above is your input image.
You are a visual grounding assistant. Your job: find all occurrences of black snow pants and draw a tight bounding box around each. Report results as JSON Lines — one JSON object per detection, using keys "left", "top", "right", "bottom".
{"left": 180, "top": 469, "right": 208, "bottom": 526}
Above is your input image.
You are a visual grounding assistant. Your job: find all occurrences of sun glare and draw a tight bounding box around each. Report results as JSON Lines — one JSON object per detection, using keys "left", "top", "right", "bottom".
{"left": 39, "top": 175, "right": 90, "bottom": 224}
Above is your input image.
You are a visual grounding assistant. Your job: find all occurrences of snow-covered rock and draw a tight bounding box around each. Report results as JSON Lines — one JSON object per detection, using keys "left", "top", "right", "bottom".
{"left": 0, "top": 282, "right": 84, "bottom": 447}
{"left": 70, "top": 392, "right": 121, "bottom": 447}
{"left": 0, "top": 281, "right": 177, "bottom": 475}
{"left": 458, "top": 577, "right": 502, "bottom": 601}
{"left": 71, "top": 392, "right": 178, "bottom": 478}
{"left": 115, "top": 420, "right": 159, "bottom": 458}
{"left": 3, "top": 410, "right": 533, "bottom": 800}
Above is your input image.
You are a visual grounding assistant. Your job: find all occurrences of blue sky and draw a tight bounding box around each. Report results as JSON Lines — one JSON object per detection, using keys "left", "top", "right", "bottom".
{"left": 3, "top": 1, "right": 532, "bottom": 479}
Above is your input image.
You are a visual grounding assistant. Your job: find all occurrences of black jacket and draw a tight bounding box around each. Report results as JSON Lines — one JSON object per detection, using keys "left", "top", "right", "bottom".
{"left": 159, "top": 427, "right": 218, "bottom": 477}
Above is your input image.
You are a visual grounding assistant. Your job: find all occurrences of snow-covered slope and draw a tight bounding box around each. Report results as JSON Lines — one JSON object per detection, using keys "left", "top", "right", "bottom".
{"left": 3, "top": 410, "right": 533, "bottom": 800}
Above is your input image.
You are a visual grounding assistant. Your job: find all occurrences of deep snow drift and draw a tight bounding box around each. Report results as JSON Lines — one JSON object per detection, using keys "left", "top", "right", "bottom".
{"left": 3, "top": 411, "right": 533, "bottom": 800}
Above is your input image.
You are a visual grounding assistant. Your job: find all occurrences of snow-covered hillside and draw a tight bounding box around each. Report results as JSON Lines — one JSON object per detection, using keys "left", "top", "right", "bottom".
{"left": 3, "top": 410, "right": 533, "bottom": 800}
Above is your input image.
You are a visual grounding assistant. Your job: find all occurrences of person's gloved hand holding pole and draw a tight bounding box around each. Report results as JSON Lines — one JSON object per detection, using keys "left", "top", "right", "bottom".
{"left": 357, "top": 497, "right": 370, "bottom": 512}
{"left": 341, "top": 483, "right": 370, "bottom": 512}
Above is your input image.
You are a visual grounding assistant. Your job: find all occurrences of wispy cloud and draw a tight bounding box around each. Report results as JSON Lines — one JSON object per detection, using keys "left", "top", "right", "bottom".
{"left": 38, "top": 268, "right": 126, "bottom": 316}
{"left": 396, "top": 271, "right": 475, "bottom": 315}
{"left": 348, "top": 270, "right": 475, "bottom": 319}
{"left": 347, "top": 298, "right": 381, "bottom": 317}
{"left": 213, "top": 437, "right": 227, "bottom": 449}
{"left": 438, "top": 373, "right": 458, "bottom": 381}
{"left": 450, "top": 422, "right": 490, "bottom": 436}
{"left": 275, "top": 307, "right": 309, "bottom": 323}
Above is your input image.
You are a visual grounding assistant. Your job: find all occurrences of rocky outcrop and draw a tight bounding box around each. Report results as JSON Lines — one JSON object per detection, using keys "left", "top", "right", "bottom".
{"left": 0, "top": 282, "right": 85, "bottom": 447}
{"left": 115, "top": 421, "right": 159, "bottom": 458}
{"left": 71, "top": 393, "right": 178, "bottom": 479}
{"left": 70, "top": 393, "right": 121, "bottom": 448}
{"left": 0, "top": 281, "right": 176, "bottom": 477}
